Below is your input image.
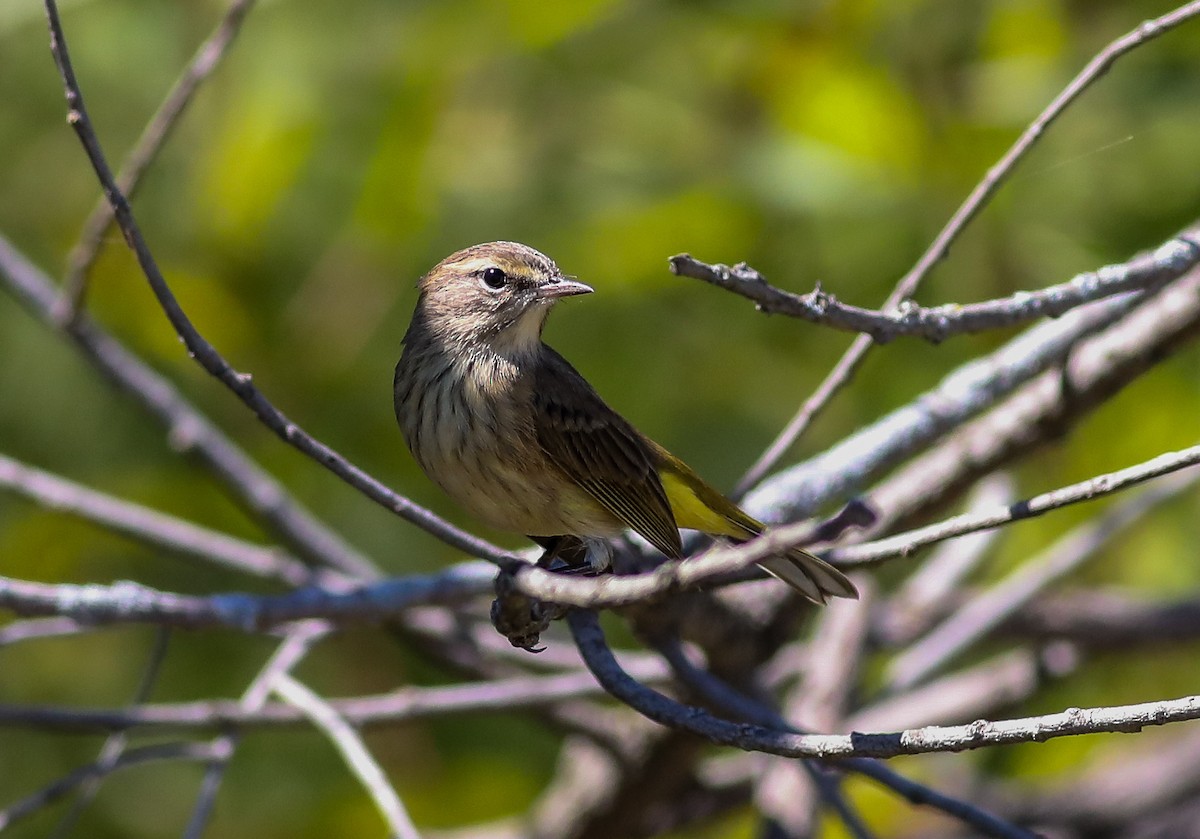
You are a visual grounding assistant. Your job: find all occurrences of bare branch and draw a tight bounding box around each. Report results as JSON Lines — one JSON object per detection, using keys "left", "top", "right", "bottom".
{"left": 38, "top": 1, "right": 513, "bottom": 567}
{"left": 568, "top": 608, "right": 1200, "bottom": 758}
{"left": 0, "top": 616, "right": 91, "bottom": 647}
{"left": 55, "top": 0, "right": 258, "bottom": 321}
{"left": 671, "top": 236, "right": 1199, "bottom": 341}
{"left": 0, "top": 741, "right": 219, "bottom": 832}
{"left": 833, "top": 442, "right": 1200, "bottom": 569}
{"left": 48, "top": 629, "right": 172, "bottom": 838}
{"left": 895, "top": 0, "right": 1200, "bottom": 296}
{"left": 273, "top": 673, "right": 423, "bottom": 839}
{"left": 0, "top": 563, "right": 494, "bottom": 630}
{"left": 183, "top": 621, "right": 328, "bottom": 838}
{"left": 0, "top": 657, "right": 670, "bottom": 734}
{"left": 0, "top": 233, "right": 376, "bottom": 578}
{"left": 0, "top": 453, "right": 315, "bottom": 586}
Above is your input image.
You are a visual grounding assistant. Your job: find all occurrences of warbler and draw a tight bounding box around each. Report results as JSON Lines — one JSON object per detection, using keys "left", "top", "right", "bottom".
{"left": 393, "top": 242, "right": 857, "bottom": 603}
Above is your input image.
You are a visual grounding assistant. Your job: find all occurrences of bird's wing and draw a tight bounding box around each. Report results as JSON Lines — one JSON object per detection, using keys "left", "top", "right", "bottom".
{"left": 533, "top": 348, "right": 683, "bottom": 559}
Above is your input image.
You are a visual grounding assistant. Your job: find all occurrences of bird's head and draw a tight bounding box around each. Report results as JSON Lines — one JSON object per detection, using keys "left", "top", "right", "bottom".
{"left": 413, "top": 241, "right": 593, "bottom": 356}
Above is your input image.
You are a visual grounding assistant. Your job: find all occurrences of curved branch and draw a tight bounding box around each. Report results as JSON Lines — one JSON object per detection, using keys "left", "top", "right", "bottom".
{"left": 40, "top": 1, "right": 513, "bottom": 568}
{"left": 568, "top": 609, "right": 1200, "bottom": 758}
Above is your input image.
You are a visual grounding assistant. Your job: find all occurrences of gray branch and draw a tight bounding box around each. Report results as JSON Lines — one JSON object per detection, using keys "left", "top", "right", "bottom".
{"left": 568, "top": 609, "right": 1200, "bottom": 759}
{"left": 0, "top": 453, "right": 314, "bottom": 586}
{"left": 671, "top": 235, "right": 1199, "bottom": 342}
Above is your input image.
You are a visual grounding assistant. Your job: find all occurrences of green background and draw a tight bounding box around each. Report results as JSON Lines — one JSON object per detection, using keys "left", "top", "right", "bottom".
{"left": 2, "top": 0, "right": 1199, "bottom": 835}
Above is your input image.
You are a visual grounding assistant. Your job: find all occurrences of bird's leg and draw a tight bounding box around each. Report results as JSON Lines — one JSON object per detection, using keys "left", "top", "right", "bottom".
{"left": 530, "top": 535, "right": 568, "bottom": 569}
{"left": 530, "top": 535, "right": 610, "bottom": 575}
{"left": 580, "top": 536, "right": 613, "bottom": 574}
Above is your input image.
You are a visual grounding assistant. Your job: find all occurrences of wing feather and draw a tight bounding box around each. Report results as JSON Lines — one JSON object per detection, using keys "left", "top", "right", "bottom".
{"left": 534, "top": 348, "right": 683, "bottom": 559}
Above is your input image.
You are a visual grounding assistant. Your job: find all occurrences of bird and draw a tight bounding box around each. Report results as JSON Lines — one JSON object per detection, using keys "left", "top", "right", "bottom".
{"left": 393, "top": 241, "right": 857, "bottom": 604}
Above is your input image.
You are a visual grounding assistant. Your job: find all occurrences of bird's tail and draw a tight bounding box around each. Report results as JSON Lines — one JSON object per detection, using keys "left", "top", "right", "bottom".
{"left": 651, "top": 447, "right": 857, "bottom": 603}
{"left": 755, "top": 548, "right": 858, "bottom": 605}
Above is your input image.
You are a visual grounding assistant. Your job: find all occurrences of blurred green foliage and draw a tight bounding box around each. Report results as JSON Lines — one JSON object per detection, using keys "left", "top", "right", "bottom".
{"left": 1, "top": 0, "right": 1199, "bottom": 836}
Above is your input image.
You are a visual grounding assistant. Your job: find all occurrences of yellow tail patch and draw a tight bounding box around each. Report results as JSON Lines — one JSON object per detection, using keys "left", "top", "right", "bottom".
{"left": 660, "top": 471, "right": 748, "bottom": 538}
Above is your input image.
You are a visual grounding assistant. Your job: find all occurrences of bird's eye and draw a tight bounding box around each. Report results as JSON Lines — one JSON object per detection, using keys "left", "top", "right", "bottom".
{"left": 481, "top": 267, "right": 508, "bottom": 291}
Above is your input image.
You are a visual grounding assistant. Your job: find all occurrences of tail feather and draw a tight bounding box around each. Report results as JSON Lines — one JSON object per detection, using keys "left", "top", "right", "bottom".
{"left": 650, "top": 449, "right": 857, "bottom": 603}
{"left": 757, "top": 550, "right": 858, "bottom": 605}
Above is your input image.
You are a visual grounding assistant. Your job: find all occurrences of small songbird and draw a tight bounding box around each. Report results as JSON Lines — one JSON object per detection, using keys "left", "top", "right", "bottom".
{"left": 393, "top": 242, "right": 857, "bottom": 603}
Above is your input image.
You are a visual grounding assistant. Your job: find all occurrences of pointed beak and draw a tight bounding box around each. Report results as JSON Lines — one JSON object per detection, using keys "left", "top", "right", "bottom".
{"left": 537, "top": 276, "right": 594, "bottom": 300}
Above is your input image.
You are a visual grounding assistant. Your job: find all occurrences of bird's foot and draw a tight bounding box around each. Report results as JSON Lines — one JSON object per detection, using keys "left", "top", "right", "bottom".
{"left": 491, "top": 565, "right": 568, "bottom": 653}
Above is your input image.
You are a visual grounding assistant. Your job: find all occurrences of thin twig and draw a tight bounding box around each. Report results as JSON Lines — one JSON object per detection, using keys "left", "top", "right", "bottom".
{"left": 39, "top": 1, "right": 513, "bottom": 567}
{"left": 832, "top": 442, "right": 1200, "bottom": 569}
{"left": 895, "top": 1, "right": 1200, "bottom": 297}
{"left": 49, "top": 628, "right": 172, "bottom": 838}
{"left": 0, "top": 233, "right": 377, "bottom": 578}
{"left": 730, "top": 2, "right": 1200, "bottom": 490}
{"left": 274, "top": 673, "right": 423, "bottom": 839}
{"left": 0, "top": 616, "right": 90, "bottom": 647}
{"left": 885, "top": 465, "right": 1200, "bottom": 690}
{"left": 0, "top": 741, "right": 219, "bottom": 831}
{"left": 0, "top": 657, "right": 671, "bottom": 734}
{"left": 0, "top": 453, "right": 315, "bottom": 586}
{"left": 183, "top": 621, "right": 328, "bottom": 839}
{"left": 55, "top": 0, "right": 258, "bottom": 321}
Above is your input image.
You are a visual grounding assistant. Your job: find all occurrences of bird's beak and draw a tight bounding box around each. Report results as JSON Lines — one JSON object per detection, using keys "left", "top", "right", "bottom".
{"left": 537, "top": 277, "right": 594, "bottom": 299}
